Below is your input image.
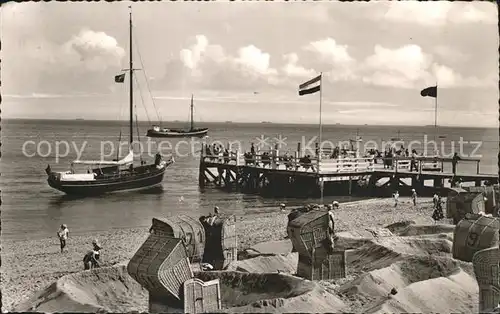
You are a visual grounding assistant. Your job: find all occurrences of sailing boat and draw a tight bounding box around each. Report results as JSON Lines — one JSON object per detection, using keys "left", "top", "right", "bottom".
{"left": 146, "top": 94, "right": 208, "bottom": 138}
{"left": 45, "top": 8, "right": 174, "bottom": 195}
{"left": 390, "top": 130, "right": 403, "bottom": 142}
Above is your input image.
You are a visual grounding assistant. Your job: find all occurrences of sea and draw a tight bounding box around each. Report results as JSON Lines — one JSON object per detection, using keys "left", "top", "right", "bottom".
{"left": 1, "top": 119, "right": 498, "bottom": 241}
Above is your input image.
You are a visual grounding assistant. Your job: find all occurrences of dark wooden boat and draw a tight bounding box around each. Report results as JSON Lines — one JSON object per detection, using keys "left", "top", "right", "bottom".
{"left": 45, "top": 9, "right": 174, "bottom": 196}
{"left": 146, "top": 95, "right": 208, "bottom": 138}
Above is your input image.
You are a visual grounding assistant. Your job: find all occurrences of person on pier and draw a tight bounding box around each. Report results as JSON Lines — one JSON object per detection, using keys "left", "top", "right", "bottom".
{"left": 410, "top": 149, "right": 418, "bottom": 172}
{"left": 452, "top": 152, "right": 461, "bottom": 175}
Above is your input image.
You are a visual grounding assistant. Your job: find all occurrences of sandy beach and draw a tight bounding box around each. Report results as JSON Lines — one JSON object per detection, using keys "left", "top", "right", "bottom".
{"left": 2, "top": 197, "right": 446, "bottom": 312}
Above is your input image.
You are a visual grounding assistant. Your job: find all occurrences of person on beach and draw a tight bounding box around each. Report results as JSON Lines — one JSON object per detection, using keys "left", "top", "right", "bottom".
{"left": 432, "top": 196, "right": 444, "bottom": 223}
{"left": 83, "top": 239, "right": 102, "bottom": 270}
{"left": 332, "top": 201, "right": 340, "bottom": 210}
{"left": 393, "top": 191, "right": 399, "bottom": 208}
{"left": 432, "top": 193, "right": 439, "bottom": 209}
{"left": 57, "top": 224, "right": 69, "bottom": 253}
{"left": 326, "top": 204, "right": 338, "bottom": 252}
{"left": 279, "top": 203, "right": 286, "bottom": 211}
{"left": 214, "top": 206, "right": 220, "bottom": 215}
{"left": 411, "top": 189, "right": 417, "bottom": 206}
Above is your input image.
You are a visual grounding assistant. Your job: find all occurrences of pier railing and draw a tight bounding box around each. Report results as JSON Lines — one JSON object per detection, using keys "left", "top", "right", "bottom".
{"left": 201, "top": 149, "right": 483, "bottom": 176}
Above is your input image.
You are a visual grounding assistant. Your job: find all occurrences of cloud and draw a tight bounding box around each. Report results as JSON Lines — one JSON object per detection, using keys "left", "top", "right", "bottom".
{"left": 433, "top": 45, "right": 469, "bottom": 63}
{"left": 304, "top": 38, "right": 354, "bottom": 64}
{"left": 383, "top": 2, "right": 496, "bottom": 26}
{"left": 281, "top": 53, "right": 315, "bottom": 78}
{"left": 355, "top": 44, "right": 494, "bottom": 89}
{"left": 361, "top": 44, "right": 432, "bottom": 88}
{"left": 431, "top": 64, "right": 496, "bottom": 88}
{"left": 162, "top": 35, "right": 495, "bottom": 92}
{"left": 61, "top": 29, "right": 126, "bottom": 72}
{"left": 161, "top": 34, "right": 281, "bottom": 91}
{"left": 301, "top": 37, "right": 356, "bottom": 81}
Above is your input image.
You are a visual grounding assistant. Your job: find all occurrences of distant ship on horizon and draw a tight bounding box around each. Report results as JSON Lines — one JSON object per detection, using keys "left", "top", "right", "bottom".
{"left": 146, "top": 95, "right": 208, "bottom": 138}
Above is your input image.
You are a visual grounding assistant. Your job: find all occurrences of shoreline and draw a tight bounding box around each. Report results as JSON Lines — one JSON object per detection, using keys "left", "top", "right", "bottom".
{"left": 1, "top": 197, "right": 442, "bottom": 312}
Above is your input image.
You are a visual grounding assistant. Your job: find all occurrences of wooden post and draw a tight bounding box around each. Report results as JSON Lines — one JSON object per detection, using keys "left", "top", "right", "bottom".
{"left": 273, "top": 144, "right": 279, "bottom": 170}
{"left": 477, "top": 161, "right": 480, "bottom": 174}
{"left": 319, "top": 178, "right": 324, "bottom": 200}
{"left": 433, "top": 178, "right": 442, "bottom": 188}
{"left": 199, "top": 143, "right": 206, "bottom": 187}
{"left": 348, "top": 176, "right": 352, "bottom": 195}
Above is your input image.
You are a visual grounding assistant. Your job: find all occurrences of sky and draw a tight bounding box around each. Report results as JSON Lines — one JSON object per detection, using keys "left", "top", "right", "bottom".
{"left": 2, "top": 1, "right": 498, "bottom": 126}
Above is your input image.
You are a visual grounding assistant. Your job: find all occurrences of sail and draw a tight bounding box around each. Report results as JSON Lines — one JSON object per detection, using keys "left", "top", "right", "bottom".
{"left": 72, "top": 150, "right": 134, "bottom": 166}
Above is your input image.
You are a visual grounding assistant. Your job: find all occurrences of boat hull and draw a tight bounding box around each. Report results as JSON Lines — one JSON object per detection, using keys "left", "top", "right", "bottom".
{"left": 47, "top": 163, "right": 171, "bottom": 196}
{"left": 146, "top": 128, "right": 208, "bottom": 138}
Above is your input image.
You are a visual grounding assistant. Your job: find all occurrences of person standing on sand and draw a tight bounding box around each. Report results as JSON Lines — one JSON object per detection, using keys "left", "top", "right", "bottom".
{"left": 411, "top": 189, "right": 417, "bottom": 206}
{"left": 432, "top": 196, "right": 444, "bottom": 223}
{"left": 57, "top": 224, "right": 69, "bottom": 253}
{"left": 393, "top": 191, "right": 399, "bottom": 208}
{"left": 433, "top": 193, "right": 439, "bottom": 209}
{"left": 326, "top": 204, "right": 338, "bottom": 252}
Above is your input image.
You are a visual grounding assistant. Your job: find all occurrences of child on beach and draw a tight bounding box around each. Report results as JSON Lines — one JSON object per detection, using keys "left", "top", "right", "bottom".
{"left": 57, "top": 224, "right": 69, "bottom": 253}
{"left": 411, "top": 189, "right": 417, "bottom": 206}
{"left": 393, "top": 191, "right": 399, "bottom": 208}
{"left": 83, "top": 239, "right": 102, "bottom": 270}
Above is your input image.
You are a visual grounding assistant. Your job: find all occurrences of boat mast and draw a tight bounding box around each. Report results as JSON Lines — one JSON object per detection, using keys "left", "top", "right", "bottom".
{"left": 190, "top": 94, "right": 194, "bottom": 131}
{"left": 129, "top": 7, "right": 134, "bottom": 147}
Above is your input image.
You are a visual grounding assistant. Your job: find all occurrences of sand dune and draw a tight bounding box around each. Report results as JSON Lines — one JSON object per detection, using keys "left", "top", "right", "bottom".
{"left": 8, "top": 199, "right": 479, "bottom": 314}
{"left": 14, "top": 223, "right": 478, "bottom": 314}
{"left": 227, "top": 253, "right": 299, "bottom": 274}
{"left": 195, "top": 271, "right": 347, "bottom": 312}
{"left": 365, "top": 270, "right": 478, "bottom": 313}
{"left": 14, "top": 262, "right": 147, "bottom": 313}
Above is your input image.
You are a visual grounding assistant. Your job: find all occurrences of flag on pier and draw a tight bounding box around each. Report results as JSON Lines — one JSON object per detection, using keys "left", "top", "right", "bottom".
{"left": 115, "top": 73, "right": 126, "bottom": 83}
{"left": 299, "top": 74, "right": 321, "bottom": 96}
{"left": 420, "top": 86, "right": 437, "bottom": 98}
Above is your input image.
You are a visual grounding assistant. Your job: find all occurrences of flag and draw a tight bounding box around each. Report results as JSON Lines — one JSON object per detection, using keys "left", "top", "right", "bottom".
{"left": 115, "top": 73, "right": 126, "bottom": 83}
{"left": 420, "top": 86, "right": 437, "bottom": 98}
{"left": 299, "top": 74, "right": 321, "bottom": 96}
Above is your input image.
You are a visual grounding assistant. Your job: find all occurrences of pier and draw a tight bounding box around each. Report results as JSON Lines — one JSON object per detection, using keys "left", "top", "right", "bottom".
{"left": 198, "top": 143, "right": 498, "bottom": 197}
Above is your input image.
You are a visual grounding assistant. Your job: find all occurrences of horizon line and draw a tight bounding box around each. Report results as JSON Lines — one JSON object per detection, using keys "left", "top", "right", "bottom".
{"left": 2, "top": 117, "right": 496, "bottom": 129}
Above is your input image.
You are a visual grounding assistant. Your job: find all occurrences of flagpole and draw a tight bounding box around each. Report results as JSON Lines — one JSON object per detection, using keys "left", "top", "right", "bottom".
{"left": 434, "top": 82, "right": 438, "bottom": 143}
{"left": 319, "top": 72, "right": 323, "bottom": 151}
{"left": 319, "top": 72, "right": 323, "bottom": 204}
